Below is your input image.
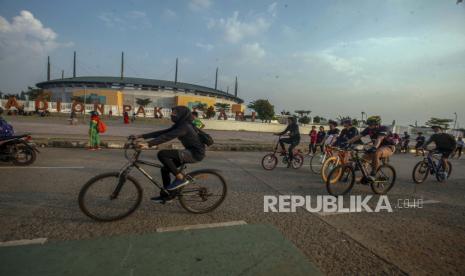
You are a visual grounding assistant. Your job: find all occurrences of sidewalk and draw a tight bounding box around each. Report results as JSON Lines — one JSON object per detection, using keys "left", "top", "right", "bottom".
{"left": 0, "top": 224, "right": 320, "bottom": 276}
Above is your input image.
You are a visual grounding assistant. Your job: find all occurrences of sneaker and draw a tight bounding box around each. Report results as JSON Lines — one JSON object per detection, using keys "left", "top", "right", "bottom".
{"left": 150, "top": 196, "right": 174, "bottom": 204}
{"left": 166, "top": 178, "right": 190, "bottom": 191}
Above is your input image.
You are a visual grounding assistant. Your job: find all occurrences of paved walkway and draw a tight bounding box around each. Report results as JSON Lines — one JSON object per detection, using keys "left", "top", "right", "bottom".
{"left": 0, "top": 224, "right": 320, "bottom": 276}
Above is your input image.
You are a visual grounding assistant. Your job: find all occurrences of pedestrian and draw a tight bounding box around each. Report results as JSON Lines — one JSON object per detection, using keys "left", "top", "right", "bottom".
{"left": 69, "top": 110, "right": 77, "bottom": 125}
{"left": 454, "top": 137, "right": 464, "bottom": 158}
{"left": 131, "top": 111, "right": 137, "bottom": 122}
{"left": 316, "top": 126, "right": 326, "bottom": 153}
{"left": 192, "top": 111, "right": 205, "bottom": 129}
{"left": 88, "top": 111, "right": 101, "bottom": 150}
{"left": 309, "top": 125, "right": 318, "bottom": 155}
{"left": 123, "top": 111, "right": 129, "bottom": 124}
{"left": 109, "top": 109, "right": 113, "bottom": 118}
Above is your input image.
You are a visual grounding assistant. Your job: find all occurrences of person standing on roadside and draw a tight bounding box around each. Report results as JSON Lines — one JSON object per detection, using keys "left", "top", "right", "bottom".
{"left": 316, "top": 126, "right": 326, "bottom": 153}
{"left": 192, "top": 111, "right": 205, "bottom": 129}
{"left": 309, "top": 125, "right": 318, "bottom": 155}
{"left": 123, "top": 111, "right": 129, "bottom": 124}
{"left": 88, "top": 111, "right": 101, "bottom": 150}
{"left": 454, "top": 137, "right": 464, "bottom": 159}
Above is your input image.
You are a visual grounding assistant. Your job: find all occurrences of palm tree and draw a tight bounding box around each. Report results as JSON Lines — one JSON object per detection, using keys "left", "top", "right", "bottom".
{"left": 136, "top": 98, "right": 152, "bottom": 107}
{"left": 214, "top": 103, "right": 230, "bottom": 112}
{"left": 193, "top": 102, "right": 208, "bottom": 111}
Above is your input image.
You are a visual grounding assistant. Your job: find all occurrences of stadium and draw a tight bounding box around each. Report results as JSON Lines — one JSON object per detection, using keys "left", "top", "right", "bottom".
{"left": 35, "top": 53, "right": 245, "bottom": 114}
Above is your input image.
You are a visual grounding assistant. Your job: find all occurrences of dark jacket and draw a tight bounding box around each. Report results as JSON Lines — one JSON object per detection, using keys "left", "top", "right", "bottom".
{"left": 141, "top": 106, "right": 205, "bottom": 160}
{"left": 278, "top": 121, "right": 300, "bottom": 141}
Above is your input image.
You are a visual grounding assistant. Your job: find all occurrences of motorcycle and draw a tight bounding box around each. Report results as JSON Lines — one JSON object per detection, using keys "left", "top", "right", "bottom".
{"left": 0, "top": 134, "right": 40, "bottom": 166}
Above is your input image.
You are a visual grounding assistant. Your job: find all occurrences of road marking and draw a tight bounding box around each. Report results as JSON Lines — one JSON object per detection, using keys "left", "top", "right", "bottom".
{"left": 156, "top": 220, "right": 247, "bottom": 233}
{"left": 421, "top": 199, "right": 440, "bottom": 204}
{"left": 0, "top": 166, "right": 85, "bottom": 169}
{"left": 0, "top": 238, "right": 47, "bottom": 247}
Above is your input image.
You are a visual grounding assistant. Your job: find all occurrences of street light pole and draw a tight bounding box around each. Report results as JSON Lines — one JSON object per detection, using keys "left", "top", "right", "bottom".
{"left": 453, "top": 112, "right": 457, "bottom": 130}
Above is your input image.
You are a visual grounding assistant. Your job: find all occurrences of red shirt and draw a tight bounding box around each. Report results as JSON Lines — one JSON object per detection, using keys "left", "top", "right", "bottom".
{"left": 309, "top": 130, "right": 318, "bottom": 144}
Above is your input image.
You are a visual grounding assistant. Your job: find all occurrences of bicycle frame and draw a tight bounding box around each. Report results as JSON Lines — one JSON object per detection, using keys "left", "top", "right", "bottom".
{"left": 111, "top": 147, "right": 180, "bottom": 199}
{"left": 424, "top": 152, "right": 441, "bottom": 175}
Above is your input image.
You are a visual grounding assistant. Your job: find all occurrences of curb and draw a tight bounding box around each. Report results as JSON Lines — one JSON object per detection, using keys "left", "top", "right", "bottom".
{"left": 32, "top": 138, "right": 280, "bottom": 152}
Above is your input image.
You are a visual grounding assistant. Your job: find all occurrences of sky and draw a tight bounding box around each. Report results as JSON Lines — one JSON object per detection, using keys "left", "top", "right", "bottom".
{"left": 0, "top": 0, "right": 464, "bottom": 125}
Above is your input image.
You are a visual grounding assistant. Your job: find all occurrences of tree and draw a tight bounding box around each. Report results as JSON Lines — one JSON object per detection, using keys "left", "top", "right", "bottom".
{"left": 298, "top": 116, "right": 311, "bottom": 125}
{"left": 313, "top": 116, "right": 322, "bottom": 124}
{"left": 280, "top": 110, "right": 291, "bottom": 116}
{"left": 425, "top": 117, "right": 454, "bottom": 129}
{"left": 214, "top": 103, "right": 230, "bottom": 112}
{"left": 295, "top": 110, "right": 311, "bottom": 118}
{"left": 205, "top": 106, "right": 216, "bottom": 119}
{"left": 248, "top": 99, "right": 275, "bottom": 122}
{"left": 26, "top": 86, "right": 50, "bottom": 101}
{"left": 193, "top": 102, "right": 208, "bottom": 111}
{"left": 136, "top": 98, "right": 152, "bottom": 107}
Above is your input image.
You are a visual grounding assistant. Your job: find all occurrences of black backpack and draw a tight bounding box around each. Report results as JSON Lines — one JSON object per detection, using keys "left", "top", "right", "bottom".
{"left": 194, "top": 126, "right": 214, "bottom": 146}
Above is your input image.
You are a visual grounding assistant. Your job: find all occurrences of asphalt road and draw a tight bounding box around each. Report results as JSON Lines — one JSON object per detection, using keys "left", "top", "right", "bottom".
{"left": 1, "top": 149, "right": 464, "bottom": 275}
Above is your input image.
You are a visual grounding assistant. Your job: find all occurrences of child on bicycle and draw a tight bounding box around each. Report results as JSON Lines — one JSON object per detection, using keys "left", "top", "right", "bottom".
{"left": 422, "top": 126, "right": 456, "bottom": 178}
{"left": 274, "top": 117, "right": 300, "bottom": 168}
{"left": 136, "top": 106, "right": 205, "bottom": 202}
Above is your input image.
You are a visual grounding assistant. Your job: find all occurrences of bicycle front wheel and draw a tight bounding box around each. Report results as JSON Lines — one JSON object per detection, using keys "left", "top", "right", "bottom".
{"left": 435, "top": 161, "right": 452, "bottom": 182}
{"left": 412, "top": 161, "right": 429, "bottom": 184}
{"left": 326, "top": 165, "right": 355, "bottom": 196}
{"left": 321, "top": 156, "right": 340, "bottom": 183}
{"left": 179, "top": 170, "right": 227, "bottom": 214}
{"left": 78, "top": 172, "right": 143, "bottom": 222}
{"left": 310, "top": 153, "right": 325, "bottom": 174}
{"left": 261, "top": 153, "right": 278, "bottom": 170}
{"left": 371, "top": 164, "right": 396, "bottom": 194}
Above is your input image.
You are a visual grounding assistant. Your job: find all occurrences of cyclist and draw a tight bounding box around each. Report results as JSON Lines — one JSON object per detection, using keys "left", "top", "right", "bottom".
{"left": 192, "top": 111, "right": 205, "bottom": 129}
{"left": 422, "top": 126, "right": 456, "bottom": 177}
{"left": 415, "top": 132, "right": 426, "bottom": 156}
{"left": 316, "top": 126, "right": 326, "bottom": 153}
{"left": 335, "top": 118, "right": 359, "bottom": 147}
{"left": 324, "top": 120, "right": 340, "bottom": 146}
{"left": 274, "top": 116, "right": 300, "bottom": 167}
{"left": 136, "top": 106, "right": 205, "bottom": 202}
{"left": 309, "top": 125, "right": 318, "bottom": 155}
{"left": 401, "top": 131, "right": 410, "bottom": 153}
{"left": 347, "top": 115, "right": 395, "bottom": 182}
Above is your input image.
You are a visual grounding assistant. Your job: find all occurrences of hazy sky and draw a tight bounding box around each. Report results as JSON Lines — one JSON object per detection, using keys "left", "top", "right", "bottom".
{"left": 0, "top": 0, "right": 464, "bottom": 125}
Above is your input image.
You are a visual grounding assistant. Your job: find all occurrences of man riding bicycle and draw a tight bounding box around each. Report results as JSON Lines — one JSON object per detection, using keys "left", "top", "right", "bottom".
{"left": 422, "top": 125, "right": 456, "bottom": 178}
{"left": 135, "top": 106, "right": 205, "bottom": 202}
{"left": 347, "top": 115, "right": 395, "bottom": 182}
{"left": 335, "top": 118, "right": 359, "bottom": 147}
{"left": 274, "top": 116, "right": 300, "bottom": 168}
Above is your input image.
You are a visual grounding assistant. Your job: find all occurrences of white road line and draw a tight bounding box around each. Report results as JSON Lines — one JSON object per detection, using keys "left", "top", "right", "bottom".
{"left": 0, "top": 238, "right": 47, "bottom": 247}
{"left": 421, "top": 199, "right": 440, "bottom": 204}
{"left": 0, "top": 166, "right": 85, "bottom": 169}
{"left": 156, "top": 220, "right": 247, "bottom": 233}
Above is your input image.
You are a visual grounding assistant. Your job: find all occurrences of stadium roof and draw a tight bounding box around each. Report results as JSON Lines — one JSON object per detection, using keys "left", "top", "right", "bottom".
{"left": 36, "top": 76, "right": 243, "bottom": 103}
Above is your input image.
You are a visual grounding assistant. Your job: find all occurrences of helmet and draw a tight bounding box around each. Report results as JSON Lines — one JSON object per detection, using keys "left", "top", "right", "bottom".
{"left": 328, "top": 120, "right": 338, "bottom": 126}
{"left": 341, "top": 117, "right": 352, "bottom": 125}
{"left": 366, "top": 115, "right": 381, "bottom": 126}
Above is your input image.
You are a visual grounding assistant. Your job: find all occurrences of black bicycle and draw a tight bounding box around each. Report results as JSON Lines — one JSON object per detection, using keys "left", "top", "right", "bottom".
{"left": 325, "top": 145, "right": 396, "bottom": 196}
{"left": 412, "top": 150, "right": 452, "bottom": 183}
{"left": 78, "top": 137, "right": 227, "bottom": 222}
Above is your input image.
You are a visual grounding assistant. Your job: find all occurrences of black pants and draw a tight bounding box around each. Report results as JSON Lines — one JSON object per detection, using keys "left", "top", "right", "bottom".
{"left": 279, "top": 138, "right": 299, "bottom": 161}
{"left": 309, "top": 143, "right": 317, "bottom": 154}
{"left": 455, "top": 147, "right": 463, "bottom": 158}
{"left": 157, "top": 149, "right": 198, "bottom": 196}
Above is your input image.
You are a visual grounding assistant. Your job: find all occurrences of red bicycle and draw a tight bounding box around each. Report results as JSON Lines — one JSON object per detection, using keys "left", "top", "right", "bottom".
{"left": 261, "top": 135, "right": 304, "bottom": 170}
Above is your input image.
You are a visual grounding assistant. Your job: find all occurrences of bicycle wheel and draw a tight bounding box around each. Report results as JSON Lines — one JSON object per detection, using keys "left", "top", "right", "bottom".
{"left": 326, "top": 165, "right": 355, "bottom": 196}
{"left": 310, "top": 153, "right": 325, "bottom": 174}
{"left": 179, "top": 170, "right": 227, "bottom": 214}
{"left": 261, "top": 153, "right": 278, "bottom": 170}
{"left": 78, "top": 172, "right": 143, "bottom": 222}
{"left": 321, "top": 156, "right": 340, "bottom": 183}
{"left": 435, "top": 161, "right": 452, "bottom": 182}
{"left": 371, "top": 164, "right": 396, "bottom": 194}
{"left": 412, "top": 161, "right": 429, "bottom": 184}
{"left": 291, "top": 153, "right": 304, "bottom": 169}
